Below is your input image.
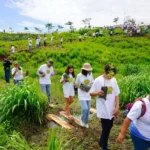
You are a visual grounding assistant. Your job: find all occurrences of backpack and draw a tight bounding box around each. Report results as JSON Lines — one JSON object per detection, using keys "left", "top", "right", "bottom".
{"left": 124, "top": 98, "right": 146, "bottom": 118}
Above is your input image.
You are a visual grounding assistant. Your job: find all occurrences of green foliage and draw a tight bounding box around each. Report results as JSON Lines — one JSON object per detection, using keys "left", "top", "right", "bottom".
{"left": 122, "top": 64, "right": 139, "bottom": 76}
{"left": 0, "top": 79, "right": 48, "bottom": 124}
{"left": 118, "top": 73, "right": 150, "bottom": 108}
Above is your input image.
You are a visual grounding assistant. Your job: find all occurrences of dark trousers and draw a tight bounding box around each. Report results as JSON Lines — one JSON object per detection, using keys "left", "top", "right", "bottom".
{"left": 4, "top": 69, "right": 10, "bottom": 83}
{"left": 131, "top": 133, "right": 150, "bottom": 150}
{"left": 99, "top": 118, "right": 114, "bottom": 150}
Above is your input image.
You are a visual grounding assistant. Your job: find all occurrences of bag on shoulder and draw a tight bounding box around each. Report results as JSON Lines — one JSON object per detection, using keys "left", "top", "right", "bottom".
{"left": 124, "top": 98, "right": 146, "bottom": 118}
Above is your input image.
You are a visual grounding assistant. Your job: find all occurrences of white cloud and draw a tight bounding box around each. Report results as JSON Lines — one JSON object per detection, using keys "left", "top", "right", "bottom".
{"left": 16, "top": 21, "right": 45, "bottom": 28}
{"left": 8, "top": 0, "right": 150, "bottom": 28}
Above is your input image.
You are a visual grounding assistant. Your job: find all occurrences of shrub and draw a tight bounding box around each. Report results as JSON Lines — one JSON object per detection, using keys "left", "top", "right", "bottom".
{"left": 0, "top": 79, "right": 48, "bottom": 124}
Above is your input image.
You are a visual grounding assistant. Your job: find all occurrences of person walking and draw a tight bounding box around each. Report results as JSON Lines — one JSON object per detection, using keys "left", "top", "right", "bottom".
{"left": 60, "top": 37, "right": 63, "bottom": 44}
{"left": 75, "top": 63, "right": 94, "bottom": 128}
{"left": 12, "top": 61, "right": 24, "bottom": 85}
{"left": 36, "top": 37, "right": 39, "bottom": 48}
{"left": 89, "top": 64, "right": 120, "bottom": 150}
{"left": 37, "top": 60, "right": 55, "bottom": 106}
{"left": 28, "top": 38, "right": 32, "bottom": 51}
{"left": 60, "top": 65, "right": 75, "bottom": 118}
{"left": 116, "top": 95, "right": 150, "bottom": 150}
{"left": 10, "top": 45, "right": 15, "bottom": 54}
{"left": 3, "top": 57, "right": 12, "bottom": 83}
{"left": 44, "top": 35, "right": 47, "bottom": 46}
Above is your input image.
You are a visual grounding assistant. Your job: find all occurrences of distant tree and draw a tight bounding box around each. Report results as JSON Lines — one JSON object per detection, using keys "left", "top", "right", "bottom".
{"left": 65, "top": 21, "right": 74, "bottom": 32}
{"left": 82, "top": 18, "right": 91, "bottom": 28}
{"left": 128, "top": 18, "right": 135, "bottom": 25}
{"left": 58, "top": 25, "right": 64, "bottom": 31}
{"left": 34, "top": 27, "right": 40, "bottom": 33}
{"left": 24, "top": 27, "right": 29, "bottom": 33}
{"left": 45, "top": 23, "right": 54, "bottom": 33}
{"left": 113, "top": 17, "right": 119, "bottom": 24}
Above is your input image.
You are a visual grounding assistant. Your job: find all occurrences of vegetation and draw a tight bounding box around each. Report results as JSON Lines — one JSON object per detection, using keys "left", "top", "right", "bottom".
{"left": 0, "top": 28, "right": 150, "bottom": 149}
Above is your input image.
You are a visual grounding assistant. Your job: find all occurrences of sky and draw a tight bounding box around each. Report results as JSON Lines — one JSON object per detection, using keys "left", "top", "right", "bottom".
{"left": 0, "top": 0, "right": 150, "bottom": 32}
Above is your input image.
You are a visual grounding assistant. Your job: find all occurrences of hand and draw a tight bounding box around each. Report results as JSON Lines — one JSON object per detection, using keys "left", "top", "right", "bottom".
{"left": 113, "top": 107, "right": 119, "bottom": 118}
{"left": 116, "top": 133, "right": 125, "bottom": 143}
{"left": 97, "top": 90, "right": 104, "bottom": 96}
{"left": 41, "top": 73, "right": 46, "bottom": 77}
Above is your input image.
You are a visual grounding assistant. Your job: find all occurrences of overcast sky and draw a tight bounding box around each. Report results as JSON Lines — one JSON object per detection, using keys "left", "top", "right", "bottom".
{"left": 0, "top": 0, "right": 150, "bottom": 32}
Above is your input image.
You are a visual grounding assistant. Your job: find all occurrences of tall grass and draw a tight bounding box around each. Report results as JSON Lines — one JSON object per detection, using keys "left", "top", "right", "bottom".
{"left": 118, "top": 73, "right": 150, "bottom": 108}
{"left": 0, "top": 79, "right": 48, "bottom": 124}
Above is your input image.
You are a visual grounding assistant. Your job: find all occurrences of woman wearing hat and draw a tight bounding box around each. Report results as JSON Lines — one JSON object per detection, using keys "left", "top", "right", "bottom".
{"left": 75, "top": 63, "right": 94, "bottom": 128}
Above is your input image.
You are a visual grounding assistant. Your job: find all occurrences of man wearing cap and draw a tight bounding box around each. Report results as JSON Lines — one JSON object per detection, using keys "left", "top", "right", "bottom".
{"left": 3, "top": 57, "right": 12, "bottom": 83}
{"left": 37, "top": 60, "right": 55, "bottom": 106}
{"left": 12, "top": 61, "right": 24, "bottom": 85}
{"left": 75, "top": 63, "right": 94, "bottom": 128}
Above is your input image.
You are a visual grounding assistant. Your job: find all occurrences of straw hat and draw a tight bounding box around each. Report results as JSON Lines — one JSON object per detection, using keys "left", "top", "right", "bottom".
{"left": 14, "top": 61, "right": 18, "bottom": 65}
{"left": 81, "top": 63, "right": 92, "bottom": 71}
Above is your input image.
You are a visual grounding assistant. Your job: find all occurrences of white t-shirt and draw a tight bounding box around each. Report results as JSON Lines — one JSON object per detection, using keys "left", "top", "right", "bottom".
{"left": 50, "top": 36, "right": 53, "bottom": 41}
{"left": 99, "top": 30, "right": 103, "bottom": 34}
{"left": 28, "top": 40, "right": 32, "bottom": 46}
{"left": 75, "top": 73, "right": 93, "bottom": 101}
{"left": 36, "top": 39, "right": 39, "bottom": 45}
{"left": 12, "top": 67, "right": 23, "bottom": 80}
{"left": 44, "top": 37, "right": 47, "bottom": 42}
{"left": 11, "top": 46, "right": 15, "bottom": 53}
{"left": 37, "top": 64, "right": 54, "bottom": 84}
{"left": 127, "top": 96, "right": 150, "bottom": 138}
{"left": 60, "top": 73, "right": 75, "bottom": 98}
{"left": 60, "top": 38, "right": 63, "bottom": 42}
{"left": 89, "top": 75, "right": 120, "bottom": 119}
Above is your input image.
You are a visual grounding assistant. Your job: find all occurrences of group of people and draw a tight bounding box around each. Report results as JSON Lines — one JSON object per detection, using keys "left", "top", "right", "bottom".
{"left": 2, "top": 58, "right": 150, "bottom": 150}
{"left": 36, "top": 61, "right": 150, "bottom": 150}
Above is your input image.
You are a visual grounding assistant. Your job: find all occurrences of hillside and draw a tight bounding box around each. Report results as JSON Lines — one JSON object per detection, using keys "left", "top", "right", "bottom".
{"left": 0, "top": 30, "right": 150, "bottom": 150}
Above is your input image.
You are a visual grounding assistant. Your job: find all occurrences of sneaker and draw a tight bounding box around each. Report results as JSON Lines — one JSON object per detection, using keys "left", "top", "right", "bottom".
{"left": 84, "top": 124, "right": 89, "bottom": 128}
{"left": 80, "top": 120, "right": 85, "bottom": 127}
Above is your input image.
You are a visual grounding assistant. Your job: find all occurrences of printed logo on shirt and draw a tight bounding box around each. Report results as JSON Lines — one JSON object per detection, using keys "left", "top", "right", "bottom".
{"left": 107, "top": 86, "right": 113, "bottom": 94}
{"left": 46, "top": 70, "right": 50, "bottom": 74}
{"left": 68, "top": 77, "right": 73, "bottom": 83}
{"left": 84, "top": 79, "right": 90, "bottom": 85}
{"left": 18, "top": 70, "right": 21, "bottom": 74}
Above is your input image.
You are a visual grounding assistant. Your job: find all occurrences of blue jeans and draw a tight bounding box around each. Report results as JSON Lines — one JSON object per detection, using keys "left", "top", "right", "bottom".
{"left": 79, "top": 100, "right": 91, "bottom": 124}
{"left": 28, "top": 45, "right": 32, "bottom": 51}
{"left": 40, "top": 84, "right": 51, "bottom": 104}
{"left": 4, "top": 69, "right": 10, "bottom": 83}
{"left": 131, "top": 133, "right": 150, "bottom": 150}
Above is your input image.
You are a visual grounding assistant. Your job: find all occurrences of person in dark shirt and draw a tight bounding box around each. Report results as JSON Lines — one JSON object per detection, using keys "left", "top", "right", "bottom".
{"left": 3, "top": 57, "right": 12, "bottom": 83}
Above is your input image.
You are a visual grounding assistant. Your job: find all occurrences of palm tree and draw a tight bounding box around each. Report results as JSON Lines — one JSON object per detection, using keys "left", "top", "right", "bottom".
{"left": 113, "top": 17, "right": 119, "bottom": 24}
{"left": 34, "top": 27, "right": 40, "bottom": 33}
{"left": 65, "top": 21, "right": 74, "bottom": 32}
{"left": 58, "top": 25, "right": 64, "bottom": 31}
{"left": 82, "top": 18, "right": 91, "bottom": 28}
{"left": 45, "top": 23, "right": 54, "bottom": 33}
{"left": 24, "top": 27, "right": 29, "bottom": 33}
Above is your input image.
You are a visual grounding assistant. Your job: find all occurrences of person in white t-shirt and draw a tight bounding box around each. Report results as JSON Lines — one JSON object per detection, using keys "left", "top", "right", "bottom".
{"left": 37, "top": 60, "right": 55, "bottom": 106}
{"left": 36, "top": 37, "right": 39, "bottom": 48}
{"left": 60, "top": 37, "right": 63, "bottom": 44}
{"left": 60, "top": 65, "right": 75, "bottom": 118}
{"left": 11, "top": 45, "right": 15, "bottom": 54}
{"left": 99, "top": 30, "right": 103, "bottom": 36}
{"left": 12, "top": 61, "right": 23, "bottom": 85}
{"left": 89, "top": 64, "right": 120, "bottom": 150}
{"left": 38, "top": 36, "right": 42, "bottom": 47}
{"left": 75, "top": 63, "right": 94, "bottom": 128}
{"left": 50, "top": 36, "right": 53, "bottom": 45}
{"left": 84, "top": 33, "right": 87, "bottom": 41}
{"left": 28, "top": 38, "right": 32, "bottom": 51}
{"left": 78, "top": 35, "right": 82, "bottom": 42}
{"left": 117, "top": 95, "right": 150, "bottom": 150}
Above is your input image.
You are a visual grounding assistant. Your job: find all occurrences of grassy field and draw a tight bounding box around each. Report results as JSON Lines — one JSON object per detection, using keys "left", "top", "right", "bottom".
{"left": 0, "top": 29, "right": 150, "bottom": 150}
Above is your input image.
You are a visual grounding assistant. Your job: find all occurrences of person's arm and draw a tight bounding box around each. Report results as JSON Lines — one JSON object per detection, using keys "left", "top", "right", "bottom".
{"left": 113, "top": 95, "right": 120, "bottom": 118}
{"left": 116, "top": 117, "right": 131, "bottom": 143}
{"left": 12, "top": 68, "right": 18, "bottom": 77}
{"left": 37, "top": 66, "right": 46, "bottom": 77}
{"left": 90, "top": 90, "right": 104, "bottom": 96}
